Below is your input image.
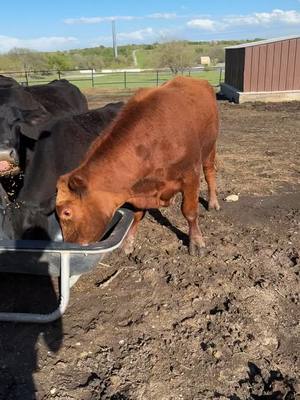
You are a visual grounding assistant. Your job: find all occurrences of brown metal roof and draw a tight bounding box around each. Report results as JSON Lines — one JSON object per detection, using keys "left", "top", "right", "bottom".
{"left": 225, "top": 35, "right": 300, "bottom": 49}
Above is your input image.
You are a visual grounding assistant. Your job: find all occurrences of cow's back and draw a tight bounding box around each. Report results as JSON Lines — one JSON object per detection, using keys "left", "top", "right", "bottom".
{"left": 25, "top": 79, "right": 88, "bottom": 116}
{"left": 0, "top": 75, "right": 20, "bottom": 88}
{"left": 147, "top": 77, "right": 218, "bottom": 145}
{"left": 110, "top": 77, "right": 218, "bottom": 171}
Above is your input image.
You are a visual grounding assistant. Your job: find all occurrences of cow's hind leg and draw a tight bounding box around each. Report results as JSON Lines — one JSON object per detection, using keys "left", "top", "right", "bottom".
{"left": 122, "top": 210, "right": 145, "bottom": 255}
{"left": 203, "top": 144, "right": 220, "bottom": 211}
{"left": 181, "top": 173, "right": 206, "bottom": 256}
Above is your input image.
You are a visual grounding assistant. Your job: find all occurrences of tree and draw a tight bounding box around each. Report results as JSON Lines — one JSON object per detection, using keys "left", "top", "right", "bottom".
{"left": 155, "top": 41, "right": 196, "bottom": 74}
{"left": 71, "top": 53, "right": 86, "bottom": 69}
{"left": 46, "top": 53, "right": 71, "bottom": 71}
{"left": 207, "top": 46, "right": 225, "bottom": 64}
{"left": 7, "top": 48, "right": 48, "bottom": 71}
{"left": 85, "top": 54, "right": 104, "bottom": 70}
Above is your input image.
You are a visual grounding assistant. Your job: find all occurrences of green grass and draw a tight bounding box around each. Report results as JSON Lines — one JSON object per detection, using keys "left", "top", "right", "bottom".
{"left": 9, "top": 68, "right": 223, "bottom": 90}
{"left": 91, "top": 69, "right": 223, "bottom": 89}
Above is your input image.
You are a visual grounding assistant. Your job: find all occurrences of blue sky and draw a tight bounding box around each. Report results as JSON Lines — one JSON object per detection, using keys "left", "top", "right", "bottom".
{"left": 0, "top": 0, "right": 299, "bottom": 52}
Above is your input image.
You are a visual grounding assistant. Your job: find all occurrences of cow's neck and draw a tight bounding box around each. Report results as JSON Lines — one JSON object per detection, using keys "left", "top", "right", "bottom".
{"left": 81, "top": 131, "right": 151, "bottom": 196}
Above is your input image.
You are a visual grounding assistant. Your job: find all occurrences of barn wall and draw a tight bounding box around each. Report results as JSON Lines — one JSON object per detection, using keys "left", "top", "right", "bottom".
{"left": 243, "top": 38, "right": 300, "bottom": 92}
{"left": 225, "top": 48, "right": 245, "bottom": 91}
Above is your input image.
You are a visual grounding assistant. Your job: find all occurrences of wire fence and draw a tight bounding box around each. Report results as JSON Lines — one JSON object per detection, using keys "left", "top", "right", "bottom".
{"left": 1, "top": 67, "right": 224, "bottom": 90}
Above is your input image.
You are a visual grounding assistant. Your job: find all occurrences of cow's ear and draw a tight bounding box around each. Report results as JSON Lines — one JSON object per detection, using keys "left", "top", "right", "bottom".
{"left": 68, "top": 174, "right": 87, "bottom": 196}
{"left": 21, "top": 107, "right": 49, "bottom": 125}
{"left": 18, "top": 107, "right": 50, "bottom": 140}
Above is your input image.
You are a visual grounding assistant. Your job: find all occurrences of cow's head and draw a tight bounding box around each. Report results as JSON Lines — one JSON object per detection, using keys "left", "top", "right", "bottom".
{"left": 56, "top": 173, "right": 124, "bottom": 245}
{"left": 0, "top": 88, "right": 50, "bottom": 176}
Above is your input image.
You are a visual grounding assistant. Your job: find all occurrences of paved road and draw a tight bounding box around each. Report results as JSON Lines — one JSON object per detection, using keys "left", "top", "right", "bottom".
{"left": 132, "top": 49, "right": 138, "bottom": 66}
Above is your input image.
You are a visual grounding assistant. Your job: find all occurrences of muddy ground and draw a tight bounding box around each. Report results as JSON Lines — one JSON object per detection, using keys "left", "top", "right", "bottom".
{"left": 0, "top": 92, "right": 299, "bottom": 400}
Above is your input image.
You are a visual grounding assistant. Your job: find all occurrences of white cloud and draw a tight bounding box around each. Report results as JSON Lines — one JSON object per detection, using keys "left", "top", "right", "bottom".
{"left": 118, "top": 28, "right": 154, "bottom": 42}
{"left": 187, "top": 9, "right": 300, "bottom": 33}
{"left": 158, "top": 28, "right": 178, "bottom": 36}
{"left": 148, "top": 13, "right": 178, "bottom": 19}
{"left": 64, "top": 12, "right": 180, "bottom": 25}
{"left": 64, "top": 15, "right": 138, "bottom": 24}
{"left": 187, "top": 18, "right": 216, "bottom": 31}
{"left": 93, "top": 27, "right": 182, "bottom": 46}
{"left": 64, "top": 17, "right": 102, "bottom": 24}
{"left": 0, "top": 35, "right": 78, "bottom": 52}
{"left": 223, "top": 9, "right": 300, "bottom": 26}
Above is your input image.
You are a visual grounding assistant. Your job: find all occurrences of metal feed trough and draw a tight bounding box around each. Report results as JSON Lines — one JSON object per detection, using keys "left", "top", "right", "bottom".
{"left": 0, "top": 208, "right": 133, "bottom": 323}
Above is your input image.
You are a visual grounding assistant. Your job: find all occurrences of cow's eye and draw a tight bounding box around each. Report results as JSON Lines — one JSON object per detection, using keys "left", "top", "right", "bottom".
{"left": 62, "top": 208, "right": 72, "bottom": 219}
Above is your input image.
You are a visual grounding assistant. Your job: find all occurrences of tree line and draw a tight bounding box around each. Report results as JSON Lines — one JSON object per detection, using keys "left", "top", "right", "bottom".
{"left": 0, "top": 40, "right": 260, "bottom": 73}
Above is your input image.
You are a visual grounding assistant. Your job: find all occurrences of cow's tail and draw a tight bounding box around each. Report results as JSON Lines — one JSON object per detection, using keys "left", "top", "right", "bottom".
{"left": 214, "top": 156, "right": 224, "bottom": 171}
{"left": 214, "top": 156, "right": 219, "bottom": 171}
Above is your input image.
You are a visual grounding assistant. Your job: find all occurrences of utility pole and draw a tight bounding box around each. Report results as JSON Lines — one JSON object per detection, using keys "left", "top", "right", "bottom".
{"left": 112, "top": 19, "right": 118, "bottom": 59}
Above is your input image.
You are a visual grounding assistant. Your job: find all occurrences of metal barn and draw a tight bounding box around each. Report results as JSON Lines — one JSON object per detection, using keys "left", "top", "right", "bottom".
{"left": 221, "top": 36, "right": 300, "bottom": 103}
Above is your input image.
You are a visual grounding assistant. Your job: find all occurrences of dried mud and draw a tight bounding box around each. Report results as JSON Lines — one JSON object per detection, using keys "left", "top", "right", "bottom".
{"left": 0, "top": 96, "right": 299, "bottom": 400}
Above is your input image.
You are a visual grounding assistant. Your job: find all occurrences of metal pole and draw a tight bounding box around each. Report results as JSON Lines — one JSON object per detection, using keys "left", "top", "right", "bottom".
{"left": 25, "top": 70, "right": 29, "bottom": 86}
{"left": 58, "top": 70, "right": 61, "bottom": 80}
{"left": 156, "top": 70, "right": 159, "bottom": 87}
{"left": 112, "top": 20, "right": 118, "bottom": 59}
{"left": 0, "top": 252, "right": 70, "bottom": 323}
{"left": 124, "top": 71, "right": 127, "bottom": 89}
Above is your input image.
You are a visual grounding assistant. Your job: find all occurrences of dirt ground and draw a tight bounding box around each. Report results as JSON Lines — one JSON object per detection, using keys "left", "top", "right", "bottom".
{"left": 0, "top": 92, "right": 299, "bottom": 400}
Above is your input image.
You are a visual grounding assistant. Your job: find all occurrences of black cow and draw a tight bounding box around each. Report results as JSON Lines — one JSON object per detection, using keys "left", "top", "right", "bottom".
{"left": 0, "top": 78, "right": 88, "bottom": 176}
{"left": 0, "top": 184, "right": 13, "bottom": 239}
{"left": 25, "top": 79, "right": 88, "bottom": 117}
{"left": 0, "top": 102, "right": 123, "bottom": 240}
{"left": 0, "top": 75, "right": 20, "bottom": 88}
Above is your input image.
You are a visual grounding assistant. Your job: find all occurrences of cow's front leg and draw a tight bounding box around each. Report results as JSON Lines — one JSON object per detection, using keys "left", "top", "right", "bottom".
{"left": 122, "top": 210, "right": 145, "bottom": 255}
{"left": 181, "top": 172, "right": 206, "bottom": 256}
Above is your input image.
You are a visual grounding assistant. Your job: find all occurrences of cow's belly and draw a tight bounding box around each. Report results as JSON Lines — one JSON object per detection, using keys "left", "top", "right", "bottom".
{"left": 159, "top": 182, "right": 181, "bottom": 204}
{"left": 129, "top": 180, "right": 181, "bottom": 209}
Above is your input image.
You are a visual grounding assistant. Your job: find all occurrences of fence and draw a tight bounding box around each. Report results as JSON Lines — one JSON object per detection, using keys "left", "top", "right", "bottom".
{"left": 1, "top": 67, "right": 224, "bottom": 90}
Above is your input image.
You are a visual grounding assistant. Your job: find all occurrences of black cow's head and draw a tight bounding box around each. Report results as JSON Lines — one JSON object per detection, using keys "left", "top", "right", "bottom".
{"left": 0, "top": 87, "right": 50, "bottom": 176}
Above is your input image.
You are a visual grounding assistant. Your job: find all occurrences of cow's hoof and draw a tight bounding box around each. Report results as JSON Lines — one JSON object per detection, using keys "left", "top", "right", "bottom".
{"left": 122, "top": 237, "right": 135, "bottom": 255}
{"left": 208, "top": 199, "right": 220, "bottom": 211}
{"left": 189, "top": 242, "right": 207, "bottom": 257}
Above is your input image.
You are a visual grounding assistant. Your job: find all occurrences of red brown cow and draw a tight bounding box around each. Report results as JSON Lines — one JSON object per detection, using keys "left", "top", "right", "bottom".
{"left": 56, "top": 77, "right": 220, "bottom": 255}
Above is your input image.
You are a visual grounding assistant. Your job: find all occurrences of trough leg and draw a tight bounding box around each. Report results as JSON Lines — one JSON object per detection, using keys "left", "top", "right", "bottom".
{"left": 181, "top": 172, "right": 206, "bottom": 256}
{"left": 0, "top": 252, "right": 70, "bottom": 323}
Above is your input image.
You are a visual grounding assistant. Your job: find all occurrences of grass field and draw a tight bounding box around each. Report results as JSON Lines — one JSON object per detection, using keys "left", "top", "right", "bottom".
{"left": 6, "top": 68, "right": 224, "bottom": 90}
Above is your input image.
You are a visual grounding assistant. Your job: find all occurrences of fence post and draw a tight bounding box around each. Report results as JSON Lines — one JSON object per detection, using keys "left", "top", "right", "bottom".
{"left": 124, "top": 71, "right": 127, "bottom": 89}
{"left": 219, "top": 67, "right": 223, "bottom": 85}
{"left": 156, "top": 70, "right": 159, "bottom": 87}
{"left": 57, "top": 70, "right": 61, "bottom": 80}
{"left": 25, "top": 70, "right": 29, "bottom": 86}
{"left": 188, "top": 69, "right": 191, "bottom": 77}
{"left": 91, "top": 69, "right": 94, "bottom": 88}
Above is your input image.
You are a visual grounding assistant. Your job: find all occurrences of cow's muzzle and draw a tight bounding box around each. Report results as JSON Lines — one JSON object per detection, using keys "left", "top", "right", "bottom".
{"left": 0, "top": 148, "right": 20, "bottom": 176}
